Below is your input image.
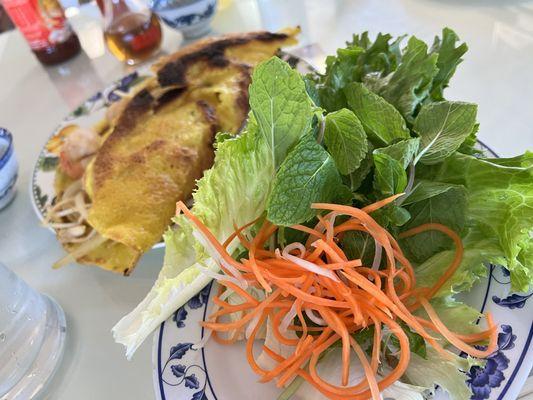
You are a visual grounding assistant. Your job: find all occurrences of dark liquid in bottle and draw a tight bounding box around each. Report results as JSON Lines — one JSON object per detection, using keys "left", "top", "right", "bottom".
{"left": 2, "top": 0, "right": 81, "bottom": 65}
{"left": 104, "top": 13, "right": 162, "bottom": 65}
{"left": 34, "top": 33, "right": 81, "bottom": 65}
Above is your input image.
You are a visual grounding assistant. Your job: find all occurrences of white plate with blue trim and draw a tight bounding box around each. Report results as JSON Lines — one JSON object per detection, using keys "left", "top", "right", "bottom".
{"left": 152, "top": 142, "right": 533, "bottom": 400}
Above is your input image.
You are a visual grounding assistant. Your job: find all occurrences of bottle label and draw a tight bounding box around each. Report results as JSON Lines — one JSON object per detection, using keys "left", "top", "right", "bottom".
{"left": 2, "top": 0, "right": 72, "bottom": 50}
{"left": 131, "top": 22, "right": 159, "bottom": 52}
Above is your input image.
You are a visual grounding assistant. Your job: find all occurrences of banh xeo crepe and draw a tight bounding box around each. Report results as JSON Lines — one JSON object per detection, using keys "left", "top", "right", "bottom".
{"left": 45, "top": 28, "right": 300, "bottom": 274}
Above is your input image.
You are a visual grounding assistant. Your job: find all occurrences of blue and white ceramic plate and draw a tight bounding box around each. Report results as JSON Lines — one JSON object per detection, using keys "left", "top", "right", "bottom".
{"left": 153, "top": 143, "right": 533, "bottom": 400}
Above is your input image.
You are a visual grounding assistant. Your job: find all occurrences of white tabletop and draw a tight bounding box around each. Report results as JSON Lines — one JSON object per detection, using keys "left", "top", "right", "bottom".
{"left": 0, "top": 0, "right": 532, "bottom": 399}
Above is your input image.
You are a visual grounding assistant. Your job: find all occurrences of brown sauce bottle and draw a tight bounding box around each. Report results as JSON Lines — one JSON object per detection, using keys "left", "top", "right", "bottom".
{"left": 2, "top": 0, "right": 80, "bottom": 65}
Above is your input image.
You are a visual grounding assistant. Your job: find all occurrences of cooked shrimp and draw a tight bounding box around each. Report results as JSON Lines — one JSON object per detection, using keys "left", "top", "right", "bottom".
{"left": 59, "top": 127, "right": 100, "bottom": 179}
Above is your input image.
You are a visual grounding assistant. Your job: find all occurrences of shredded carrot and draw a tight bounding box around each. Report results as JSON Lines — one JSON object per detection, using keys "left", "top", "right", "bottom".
{"left": 175, "top": 194, "right": 498, "bottom": 400}
{"left": 361, "top": 192, "right": 404, "bottom": 213}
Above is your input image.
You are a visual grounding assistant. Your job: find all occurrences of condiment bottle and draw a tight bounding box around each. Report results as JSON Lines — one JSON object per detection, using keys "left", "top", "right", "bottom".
{"left": 1, "top": 0, "right": 80, "bottom": 65}
{"left": 103, "top": 0, "right": 162, "bottom": 65}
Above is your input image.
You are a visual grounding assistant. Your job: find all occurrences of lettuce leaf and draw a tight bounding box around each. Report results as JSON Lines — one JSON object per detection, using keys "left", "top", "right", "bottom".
{"left": 414, "top": 237, "right": 504, "bottom": 297}
{"left": 404, "top": 347, "right": 474, "bottom": 400}
{"left": 112, "top": 124, "right": 274, "bottom": 358}
{"left": 421, "top": 152, "right": 533, "bottom": 292}
{"left": 424, "top": 297, "right": 482, "bottom": 336}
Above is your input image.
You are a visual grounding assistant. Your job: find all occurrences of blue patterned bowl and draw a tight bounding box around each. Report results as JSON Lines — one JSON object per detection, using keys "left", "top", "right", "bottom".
{"left": 150, "top": 0, "right": 217, "bottom": 39}
{"left": 0, "top": 128, "right": 18, "bottom": 210}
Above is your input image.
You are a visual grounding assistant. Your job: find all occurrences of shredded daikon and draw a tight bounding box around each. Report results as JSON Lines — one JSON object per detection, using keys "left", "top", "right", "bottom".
{"left": 282, "top": 253, "right": 340, "bottom": 282}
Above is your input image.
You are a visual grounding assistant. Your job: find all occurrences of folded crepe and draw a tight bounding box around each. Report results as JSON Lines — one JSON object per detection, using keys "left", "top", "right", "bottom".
{"left": 49, "top": 28, "right": 300, "bottom": 274}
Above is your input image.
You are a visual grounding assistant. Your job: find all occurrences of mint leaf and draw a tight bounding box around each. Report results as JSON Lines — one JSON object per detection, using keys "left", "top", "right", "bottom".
{"left": 267, "top": 135, "right": 343, "bottom": 226}
{"left": 430, "top": 28, "right": 468, "bottom": 101}
{"left": 401, "top": 184, "right": 467, "bottom": 263}
{"left": 414, "top": 101, "right": 477, "bottom": 165}
{"left": 333, "top": 184, "right": 355, "bottom": 205}
{"left": 249, "top": 57, "right": 314, "bottom": 169}
{"left": 374, "top": 205, "right": 411, "bottom": 228}
{"left": 374, "top": 137, "right": 420, "bottom": 169}
{"left": 377, "top": 36, "right": 438, "bottom": 122}
{"left": 324, "top": 109, "right": 368, "bottom": 174}
{"left": 303, "top": 75, "right": 322, "bottom": 107}
{"left": 402, "top": 179, "right": 458, "bottom": 205}
{"left": 372, "top": 152, "right": 407, "bottom": 197}
{"left": 346, "top": 142, "right": 374, "bottom": 191}
{"left": 344, "top": 82, "right": 410, "bottom": 145}
{"left": 323, "top": 47, "right": 364, "bottom": 91}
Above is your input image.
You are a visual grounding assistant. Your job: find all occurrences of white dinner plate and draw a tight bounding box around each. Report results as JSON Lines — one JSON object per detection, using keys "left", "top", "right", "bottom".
{"left": 152, "top": 142, "right": 533, "bottom": 400}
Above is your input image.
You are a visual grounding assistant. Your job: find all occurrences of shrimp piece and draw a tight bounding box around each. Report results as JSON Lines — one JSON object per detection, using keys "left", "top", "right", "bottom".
{"left": 59, "top": 127, "right": 100, "bottom": 179}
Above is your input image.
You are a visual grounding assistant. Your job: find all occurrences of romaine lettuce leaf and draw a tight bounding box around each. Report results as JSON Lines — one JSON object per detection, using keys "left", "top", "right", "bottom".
{"left": 424, "top": 297, "right": 482, "bottom": 336}
{"left": 414, "top": 236, "right": 505, "bottom": 297}
{"left": 422, "top": 152, "right": 533, "bottom": 292}
{"left": 404, "top": 347, "right": 474, "bottom": 400}
{"left": 112, "top": 123, "right": 274, "bottom": 358}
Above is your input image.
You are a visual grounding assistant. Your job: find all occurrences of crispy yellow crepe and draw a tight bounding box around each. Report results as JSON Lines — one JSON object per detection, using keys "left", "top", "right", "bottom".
{"left": 85, "top": 99, "right": 218, "bottom": 251}
{"left": 52, "top": 28, "right": 299, "bottom": 273}
{"left": 64, "top": 240, "right": 141, "bottom": 275}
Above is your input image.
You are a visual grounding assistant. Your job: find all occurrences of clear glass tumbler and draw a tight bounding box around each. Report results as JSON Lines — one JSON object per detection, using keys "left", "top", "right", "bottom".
{"left": 0, "top": 263, "right": 66, "bottom": 399}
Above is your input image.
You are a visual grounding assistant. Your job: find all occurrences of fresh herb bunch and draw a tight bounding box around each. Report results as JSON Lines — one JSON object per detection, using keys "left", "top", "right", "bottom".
{"left": 252, "top": 29, "right": 531, "bottom": 294}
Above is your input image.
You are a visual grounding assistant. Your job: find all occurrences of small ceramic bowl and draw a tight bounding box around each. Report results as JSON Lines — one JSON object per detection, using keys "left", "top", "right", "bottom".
{"left": 150, "top": 0, "right": 217, "bottom": 39}
{"left": 0, "top": 128, "right": 18, "bottom": 210}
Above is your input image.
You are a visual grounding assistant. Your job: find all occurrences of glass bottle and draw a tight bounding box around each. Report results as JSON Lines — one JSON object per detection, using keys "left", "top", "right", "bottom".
{"left": 1, "top": 0, "right": 80, "bottom": 65}
{"left": 103, "top": 0, "right": 162, "bottom": 65}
